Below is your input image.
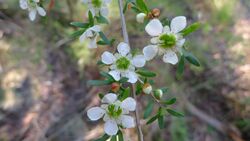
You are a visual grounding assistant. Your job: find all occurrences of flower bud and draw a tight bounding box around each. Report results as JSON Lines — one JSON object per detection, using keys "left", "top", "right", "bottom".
{"left": 153, "top": 89, "right": 163, "bottom": 100}
{"left": 142, "top": 83, "right": 152, "bottom": 94}
{"left": 136, "top": 13, "right": 147, "bottom": 23}
{"left": 111, "top": 82, "right": 120, "bottom": 93}
{"left": 151, "top": 8, "right": 161, "bottom": 18}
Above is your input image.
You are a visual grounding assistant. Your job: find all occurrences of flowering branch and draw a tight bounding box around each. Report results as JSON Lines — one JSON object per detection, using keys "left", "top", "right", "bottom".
{"left": 118, "top": 0, "right": 144, "bottom": 141}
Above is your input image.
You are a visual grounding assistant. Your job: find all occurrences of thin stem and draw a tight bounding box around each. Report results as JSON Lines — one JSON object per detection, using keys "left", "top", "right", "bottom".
{"left": 118, "top": 0, "right": 144, "bottom": 141}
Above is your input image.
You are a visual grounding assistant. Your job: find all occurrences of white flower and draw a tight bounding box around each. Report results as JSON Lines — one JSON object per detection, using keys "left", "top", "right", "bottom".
{"left": 136, "top": 13, "right": 146, "bottom": 23}
{"left": 143, "top": 16, "right": 187, "bottom": 65}
{"left": 82, "top": 0, "right": 111, "bottom": 17}
{"left": 101, "top": 42, "right": 146, "bottom": 83}
{"left": 79, "top": 25, "right": 101, "bottom": 49}
{"left": 19, "top": 0, "right": 46, "bottom": 21}
{"left": 87, "top": 93, "right": 136, "bottom": 136}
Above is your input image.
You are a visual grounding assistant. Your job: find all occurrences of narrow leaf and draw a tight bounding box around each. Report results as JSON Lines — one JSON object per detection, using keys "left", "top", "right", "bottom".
{"left": 184, "top": 51, "right": 200, "bottom": 66}
{"left": 87, "top": 80, "right": 112, "bottom": 86}
{"left": 111, "top": 135, "right": 117, "bottom": 141}
{"left": 136, "top": 0, "right": 149, "bottom": 13}
{"left": 158, "top": 115, "right": 165, "bottom": 129}
{"left": 70, "top": 22, "right": 89, "bottom": 28}
{"left": 146, "top": 114, "right": 159, "bottom": 124}
{"left": 164, "top": 98, "right": 177, "bottom": 105}
{"left": 136, "top": 69, "right": 156, "bottom": 77}
{"left": 167, "top": 109, "right": 184, "bottom": 117}
{"left": 96, "top": 14, "right": 109, "bottom": 24}
{"left": 118, "top": 130, "right": 124, "bottom": 141}
{"left": 181, "top": 22, "right": 201, "bottom": 36}
{"left": 100, "top": 71, "right": 115, "bottom": 81}
{"left": 88, "top": 11, "right": 94, "bottom": 26}
{"left": 119, "top": 77, "right": 128, "bottom": 83}
{"left": 143, "top": 101, "right": 154, "bottom": 119}
{"left": 94, "top": 134, "right": 110, "bottom": 141}
{"left": 176, "top": 55, "right": 185, "bottom": 79}
{"left": 70, "top": 29, "right": 85, "bottom": 38}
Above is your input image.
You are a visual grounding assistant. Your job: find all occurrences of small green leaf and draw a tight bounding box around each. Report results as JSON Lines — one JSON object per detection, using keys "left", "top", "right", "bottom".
{"left": 97, "top": 60, "right": 105, "bottom": 65}
{"left": 160, "top": 87, "right": 168, "bottom": 93}
{"left": 99, "top": 32, "right": 113, "bottom": 45}
{"left": 176, "top": 55, "right": 185, "bottom": 79}
{"left": 87, "top": 80, "right": 112, "bottom": 86}
{"left": 123, "top": 1, "right": 129, "bottom": 13}
{"left": 88, "top": 11, "right": 94, "bottom": 26}
{"left": 146, "top": 114, "right": 159, "bottom": 124}
{"left": 100, "top": 71, "right": 115, "bottom": 81}
{"left": 94, "top": 134, "right": 110, "bottom": 141}
{"left": 98, "top": 93, "right": 104, "bottom": 99}
{"left": 118, "top": 130, "right": 124, "bottom": 141}
{"left": 136, "top": 0, "right": 149, "bottom": 13}
{"left": 70, "top": 29, "right": 85, "bottom": 38}
{"left": 119, "top": 77, "right": 128, "bottom": 83}
{"left": 184, "top": 51, "right": 200, "bottom": 67}
{"left": 144, "top": 101, "right": 154, "bottom": 119}
{"left": 181, "top": 22, "right": 201, "bottom": 36}
{"left": 136, "top": 83, "right": 143, "bottom": 95}
{"left": 136, "top": 69, "right": 156, "bottom": 77}
{"left": 167, "top": 109, "right": 184, "bottom": 117}
{"left": 111, "top": 135, "right": 117, "bottom": 141}
{"left": 70, "top": 22, "right": 89, "bottom": 28}
{"left": 96, "top": 14, "right": 109, "bottom": 24}
{"left": 158, "top": 115, "right": 165, "bottom": 129}
{"left": 119, "top": 87, "right": 130, "bottom": 101}
{"left": 164, "top": 98, "right": 177, "bottom": 105}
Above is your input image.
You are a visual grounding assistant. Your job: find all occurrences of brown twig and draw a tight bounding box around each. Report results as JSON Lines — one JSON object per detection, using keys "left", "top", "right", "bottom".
{"left": 118, "top": 0, "right": 144, "bottom": 141}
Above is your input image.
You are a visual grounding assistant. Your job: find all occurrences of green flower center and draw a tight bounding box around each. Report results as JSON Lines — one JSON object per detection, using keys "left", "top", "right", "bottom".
{"left": 91, "top": 0, "right": 102, "bottom": 8}
{"left": 28, "top": 0, "right": 37, "bottom": 8}
{"left": 116, "top": 57, "right": 130, "bottom": 70}
{"left": 107, "top": 104, "right": 123, "bottom": 118}
{"left": 159, "top": 34, "right": 177, "bottom": 49}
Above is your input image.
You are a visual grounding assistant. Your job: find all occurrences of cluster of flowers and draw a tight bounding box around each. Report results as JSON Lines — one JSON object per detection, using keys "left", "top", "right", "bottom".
{"left": 19, "top": 0, "right": 198, "bottom": 138}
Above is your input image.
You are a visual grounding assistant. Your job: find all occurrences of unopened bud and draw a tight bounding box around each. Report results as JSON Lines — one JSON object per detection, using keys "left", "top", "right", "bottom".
{"left": 153, "top": 89, "right": 163, "bottom": 100}
{"left": 111, "top": 82, "right": 120, "bottom": 92}
{"left": 128, "top": 3, "right": 132, "bottom": 10}
{"left": 142, "top": 83, "right": 152, "bottom": 94}
{"left": 136, "top": 13, "right": 147, "bottom": 23}
{"left": 151, "top": 8, "right": 160, "bottom": 18}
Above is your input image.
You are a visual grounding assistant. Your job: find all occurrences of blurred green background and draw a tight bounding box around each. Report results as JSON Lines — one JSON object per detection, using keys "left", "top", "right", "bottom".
{"left": 0, "top": 0, "right": 250, "bottom": 141}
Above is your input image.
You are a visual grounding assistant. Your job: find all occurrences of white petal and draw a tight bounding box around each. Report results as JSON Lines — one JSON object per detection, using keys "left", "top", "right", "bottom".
{"left": 170, "top": 16, "right": 187, "bottom": 33}
{"left": 79, "top": 32, "right": 86, "bottom": 42}
{"left": 176, "top": 39, "right": 185, "bottom": 47}
{"left": 103, "top": 114, "right": 111, "bottom": 121}
{"left": 121, "top": 97, "right": 136, "bottom": 111}
{"left": 101, "top": 51, "right": 116, "bottom": 65}
{"left": 90, "top": 25, "right": 101, "bottom": 32}
{"left": 145, "top": 19, "right": 163, "bottom": 36}
{"left": 87, "top": 107, "right": 105, "bottom": 121}
{"left": 120, "top": 115, "right": 135, "bottom": 128}
{"left": 101, "top": 93, "right": 117, "bottom": 104}
{"left": 19, "top": 0, "right": 28, "bottom": 9}
{"left": 143, "top": 45, "right": 158, "bottom": 61}
{"left": 109, "top": 70, "right": 121, "bottom": 81}
{"left": 163, "top": 50, "right": 178, "bottom": 65}
{"left": 163, "top": 26, "right": 171, "bottom": 34}
{"left": 104, "top": 120, "right": 119, "bottom": 136}
{"left": 117, "top": 42, "right": 130, "bottom": 56}
{"left": 29, "top": 10, "right": 37, "bottom": 21}
{"left": 150, "top": 37, "right": 159, "bottom": 44}
{"left": 136, "top": 13, "right": 146, "bottom": 23}
{"left": 100, "top": 7, "right": 109, "bottom": 17}
{"left": 132, "top": 55, "right": 146, "bottom": 68}
{"left": 37, "top": 7, "right": 46, "bottom": 16}
{"left": 123, "top": 71, "right": 138, "bottom": 83}
{"left": 88, "top": 36, "right": 98, "bottom": 49}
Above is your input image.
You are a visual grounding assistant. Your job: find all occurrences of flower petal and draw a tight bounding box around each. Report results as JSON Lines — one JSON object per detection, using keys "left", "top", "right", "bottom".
{"left": 143, "top": 45, "right": 158, "bottom": 61}
{"left": 100, "top": 7, "right": 109, "bottom": 17}
{"left": 101, "top": 51, "right": 116, "bottom": 65}
{"left": 37, "top": 7, "right": 46, "bottom": 16}
{"left": 176, "top": 39, "right": 185, "bottom": 47}
{"left": 132, "top": 55, "right": 146, "bottom": 68}
{"left": 117, "top": 42, "right": 130, "bottom": 56}
{"left": 119, "top": 115, "right": 135, "bottom": 128}
{"left": 88, "top": 36, "right": 98, "bottom": 48}
{"left": 145, "top": 19, "right": 163, "bottom": 36}
{"left": 170, "top": 16, "right": 187, "bottom": 33}
{"left": 87, "top": 107, "right": 105, "bottom": 121}
{"left": 104, "top": 120, "right": 119, "bottom": 136}
{"left": 90, "top": 25, "right": 101, "bottom": 32}
{"left": 29, "top": 10, "right": 37, "bottom": 21}
{"left": 19, "top": 0, "right": 28, "bottom": 9}
{"left": 109, "top": 70, "right": 121, "bottom": 81}
{"left": 121, "top": 97, "right": 136, "bottom": 111}
{"left": 79, "top": 32, "right": 86, "bottom": 42}
{"left": 122, "top": 71, "right": 138, "bottom": 83}
{"left": 101, "top": 93, "right": 117, "bottom": 104}
{"left": 163, "top": 50, "right": 178, "bottom": 65}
